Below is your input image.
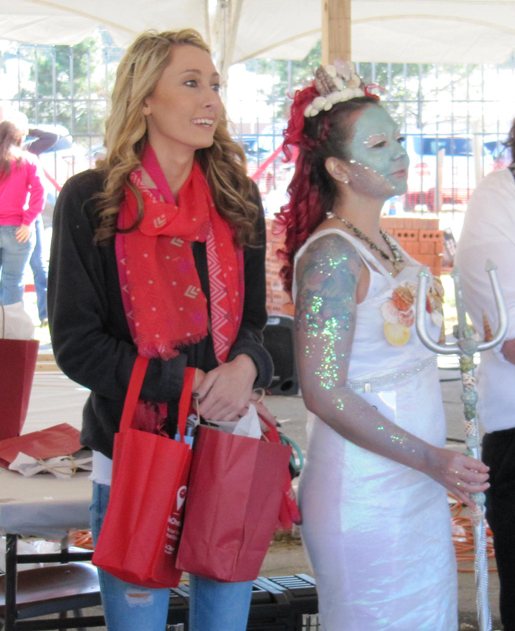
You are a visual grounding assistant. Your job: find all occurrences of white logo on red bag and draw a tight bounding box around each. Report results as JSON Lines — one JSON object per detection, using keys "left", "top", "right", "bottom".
{"left": 176, "top": 486, "right": 187, "bottom": 511}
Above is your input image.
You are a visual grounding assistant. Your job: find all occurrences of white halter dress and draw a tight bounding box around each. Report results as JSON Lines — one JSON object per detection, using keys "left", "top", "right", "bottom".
{"left": 294, "top": 228, "right": 458, "bottom": 631}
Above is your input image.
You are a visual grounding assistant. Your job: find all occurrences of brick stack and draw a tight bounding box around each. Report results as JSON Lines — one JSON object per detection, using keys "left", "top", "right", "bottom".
{"left": 264, "top": 216, "right": 444, "bottom": 317}
{"left": 265, "top": 217, "right": 294, "bottom": 315}
{"left": 380, "top": 217, "right": 444, "bottom": 277}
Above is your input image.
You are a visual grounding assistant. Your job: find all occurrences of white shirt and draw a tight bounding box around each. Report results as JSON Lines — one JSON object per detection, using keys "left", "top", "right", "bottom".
{"left": 455, "top": 167, "right": 515, "bottom": 432}
{"left": 90, "top": 450, "right": 113, "bottom": 486}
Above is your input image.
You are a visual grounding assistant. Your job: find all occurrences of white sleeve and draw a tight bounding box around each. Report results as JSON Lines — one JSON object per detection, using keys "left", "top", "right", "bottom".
{"left": 455, "top": 170, "right": 515, "bottom": 348}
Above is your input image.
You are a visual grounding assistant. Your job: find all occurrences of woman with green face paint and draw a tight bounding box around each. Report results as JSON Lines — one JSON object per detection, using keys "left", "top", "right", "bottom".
{"left": 277, "top": 63, "right": 489, "bottom": 630}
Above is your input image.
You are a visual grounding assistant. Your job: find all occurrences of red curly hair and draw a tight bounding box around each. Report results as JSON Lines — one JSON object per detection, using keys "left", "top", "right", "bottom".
{"left": 276, "top": 85, "right": 378, "bottom": 295}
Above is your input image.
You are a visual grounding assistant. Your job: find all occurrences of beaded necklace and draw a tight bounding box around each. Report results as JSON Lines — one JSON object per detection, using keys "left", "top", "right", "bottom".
{"left": 334, "top": 216, "right": 404, "bottom": 272}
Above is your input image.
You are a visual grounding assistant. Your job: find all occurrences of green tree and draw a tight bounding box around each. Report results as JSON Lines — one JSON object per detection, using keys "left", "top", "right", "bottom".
{"left": 245, "top": 41, "right": 322, "bottom": 118}
{"left": 3, "top": 28, "right": 122, "bottom": 146}
{"left": 245, "top": 46, "right": 479, "bottom": 132}
{"left": 357, "top": 62, "right": 482, "bottom": 132}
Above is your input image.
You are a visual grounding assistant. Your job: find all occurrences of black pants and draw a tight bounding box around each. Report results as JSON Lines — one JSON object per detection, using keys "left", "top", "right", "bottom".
{"left": 483, "top": 427, "right": 515, "bottom": 631}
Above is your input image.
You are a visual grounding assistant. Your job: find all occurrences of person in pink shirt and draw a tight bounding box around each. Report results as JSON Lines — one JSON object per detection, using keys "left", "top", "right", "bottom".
{"left": 0, "top": 113, "right": 45, "bottom": 305}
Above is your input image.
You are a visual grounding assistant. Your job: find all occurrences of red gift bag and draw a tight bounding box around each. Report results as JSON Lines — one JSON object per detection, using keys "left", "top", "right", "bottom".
{"left": 92, "top": 357, "right": 195, "bottom": 588}
{"left": 0, "top": 307, "right": 39, "bottom": 440}
{"left": 176, "top": 422, "right": 292, "bottom": 583}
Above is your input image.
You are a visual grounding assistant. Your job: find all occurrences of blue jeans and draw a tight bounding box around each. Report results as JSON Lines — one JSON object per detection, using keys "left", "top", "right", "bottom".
{"left": 0, "top": 225, "right": 34, "bottom": 306}
{"left": 29, "top": 215, "right": 48, "bottom": 321}
{"left": 91, "top": 482, "right": 253, "bottom": 631}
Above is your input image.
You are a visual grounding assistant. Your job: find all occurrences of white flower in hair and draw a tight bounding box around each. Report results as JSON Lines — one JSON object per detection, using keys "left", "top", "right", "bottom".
{"left": 305, "top": 60, "right": 367, "bottom": 118}
{"left": 312, "top": 96, "right": 328, "bottom": 110}
{"left": 327, "top": 91, "right": 342, "bottom": 104}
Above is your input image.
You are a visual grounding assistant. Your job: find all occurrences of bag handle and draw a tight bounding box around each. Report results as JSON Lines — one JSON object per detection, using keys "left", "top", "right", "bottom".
{"left": 119, "top": 355, "right": 149, "bottom": 433}
{"left": 177, "top": 367, "right": 196, "bottom": 442}
{"left": 120, "top": 355, "right": 196, "bottom": 443}
{"left": 258, "top": 413, "right": 282, "bottom": 443}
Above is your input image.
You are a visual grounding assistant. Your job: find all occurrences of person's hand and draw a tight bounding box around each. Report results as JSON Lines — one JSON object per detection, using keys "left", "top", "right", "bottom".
{"left": 15, "top": 224, "right": 32, "bottom": 243}
{"left": 194, "top": 355, "right": 258, "bottom": 423}
{"left": 424, "top": 447, "right": 490, "bottom": 510}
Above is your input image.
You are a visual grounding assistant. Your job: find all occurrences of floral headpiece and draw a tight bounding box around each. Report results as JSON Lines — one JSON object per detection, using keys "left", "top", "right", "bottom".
{"left": 304, "top": 60, "right": 378, "bottom": 118}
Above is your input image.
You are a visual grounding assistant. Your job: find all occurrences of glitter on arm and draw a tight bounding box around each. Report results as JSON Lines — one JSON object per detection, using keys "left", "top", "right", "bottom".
{"left": 294, "top": 233, "right": 432, "bottom": 470}
{"left": 295, "top": 233, "right": 359, "bottom": 392}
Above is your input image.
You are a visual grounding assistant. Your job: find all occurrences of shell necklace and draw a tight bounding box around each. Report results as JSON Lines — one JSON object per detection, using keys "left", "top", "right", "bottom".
{"left": 334, "top": 216, "right": 404, "bottom": 273}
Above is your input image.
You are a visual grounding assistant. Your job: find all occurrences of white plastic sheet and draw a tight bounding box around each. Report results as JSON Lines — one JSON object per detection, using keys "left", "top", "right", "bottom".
{"left": 1, "top": 0, "right": 514, "bottom": 65}
{"left": 0, "top": 301, "right": 35, "bottom": 340}
{"left": 208, "top": 403, "right": 262, "bottom": 438}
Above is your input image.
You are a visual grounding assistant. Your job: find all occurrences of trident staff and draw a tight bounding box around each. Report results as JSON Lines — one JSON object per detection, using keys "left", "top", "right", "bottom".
{"left": 416, "top": 261, "right": 507, "bottom": 631}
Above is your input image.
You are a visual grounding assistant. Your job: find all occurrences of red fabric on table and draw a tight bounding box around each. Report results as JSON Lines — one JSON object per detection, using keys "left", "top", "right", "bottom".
{"left": 0, "top": 423, "right": 81, "bottom": 469}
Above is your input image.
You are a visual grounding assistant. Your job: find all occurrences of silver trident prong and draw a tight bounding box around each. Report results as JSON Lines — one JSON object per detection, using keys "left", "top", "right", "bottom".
{"left": 416, "top": 260, "right": 508, "bottom": 631}
{"left": 416, "top": 261, "right": 508, "bottom": 355}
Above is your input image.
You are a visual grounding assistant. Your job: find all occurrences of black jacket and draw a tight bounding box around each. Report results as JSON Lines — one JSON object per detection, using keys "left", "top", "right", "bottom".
{"left": 48, "top": 169, "right": 273, "bottom": 457}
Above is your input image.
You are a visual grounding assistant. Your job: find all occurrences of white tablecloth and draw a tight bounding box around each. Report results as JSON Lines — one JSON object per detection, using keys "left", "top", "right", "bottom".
{"left": 0, "top": 468, "right": 92, "bottom": 539}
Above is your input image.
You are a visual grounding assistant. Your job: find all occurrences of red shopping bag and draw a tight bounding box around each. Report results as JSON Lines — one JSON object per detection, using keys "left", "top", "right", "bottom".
{"left": 0, "top": 337, "right": 39, "bottom": 442}
{"left": 176, "top": 422, "right": 292, "bottom": 583}
{"left": 92, "top": 357, "right": 195, "bottom": 588}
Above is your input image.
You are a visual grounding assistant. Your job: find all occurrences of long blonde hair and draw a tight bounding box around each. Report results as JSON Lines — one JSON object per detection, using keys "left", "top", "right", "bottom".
{"left": 95, "top": 29, "right": 258, "bottom": 245}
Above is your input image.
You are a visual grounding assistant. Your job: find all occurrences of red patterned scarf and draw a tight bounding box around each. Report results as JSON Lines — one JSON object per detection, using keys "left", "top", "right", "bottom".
{"left": 116, "top": 144, "right": 244, "bottom": 363}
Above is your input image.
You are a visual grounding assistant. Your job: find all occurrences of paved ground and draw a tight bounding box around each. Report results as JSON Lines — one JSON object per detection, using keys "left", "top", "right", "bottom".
{"left": 20, "top": 364, "right": 502, "bottom": 629}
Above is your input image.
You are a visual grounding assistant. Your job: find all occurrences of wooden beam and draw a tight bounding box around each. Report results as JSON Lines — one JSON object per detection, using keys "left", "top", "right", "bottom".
{"left": 322, "top": 0, "right": 351, "bottom": 64}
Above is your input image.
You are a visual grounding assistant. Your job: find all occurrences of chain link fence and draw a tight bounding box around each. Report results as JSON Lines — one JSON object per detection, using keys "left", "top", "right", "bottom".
{"left": 1, "top": 32, "right": 514, "bottom": 221}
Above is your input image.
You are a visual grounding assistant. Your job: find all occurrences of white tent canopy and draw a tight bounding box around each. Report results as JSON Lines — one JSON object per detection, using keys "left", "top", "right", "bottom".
{"left": 1, "top": 0, "right": 515, "bottom": 65}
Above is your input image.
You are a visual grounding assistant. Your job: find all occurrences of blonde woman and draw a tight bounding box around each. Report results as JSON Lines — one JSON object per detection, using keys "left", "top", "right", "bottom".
{"left": 48, "top": 30, "right": 272, "bottom": 631}
{"left": 0, "top": 113, "right": 45, "bottom": 305}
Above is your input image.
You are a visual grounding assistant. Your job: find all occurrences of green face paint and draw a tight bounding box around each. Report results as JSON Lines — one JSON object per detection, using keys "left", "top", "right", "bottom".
{"left": 346, "top": 105, "right": 409, "bottom": 199}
